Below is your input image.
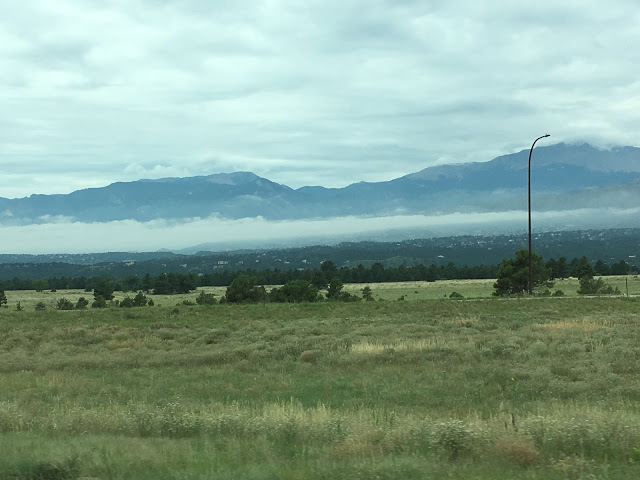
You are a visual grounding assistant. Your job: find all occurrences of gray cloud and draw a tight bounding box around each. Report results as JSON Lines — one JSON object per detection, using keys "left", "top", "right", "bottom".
{"left": 1, "top": 0, "right": 639, "bottom": 199}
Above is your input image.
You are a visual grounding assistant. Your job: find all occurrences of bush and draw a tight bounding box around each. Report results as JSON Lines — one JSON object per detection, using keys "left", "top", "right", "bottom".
{"left": 224, "top": 275, "right": 266, "bottom": 303}
{"left": 449, "top": 291, "right": 464, "bottom": 299}
{"left": 270, "top": 280, "right": 320, "bottom": 303}
{"left": 195, "top": 291, "right": 217, "bottom": 305}
{"left": 75, "top": 297, "right": 89, "bottom": 309}
{"left": 132, "top": 291, "right": 148, "bottom": 307}
{"left": 120, "top": 297, "right": 134, "bottom": 308}
{"left": 434, "top": 419, "right": 475, "bottom": 459}
{"left": 578, "top": 276, "right": 620, "bottom": 295}
{"left": 35, "top": 302, "right": 46, "bottom": 311}
{"left": 56, "top": 298, "right": 75, "bottom": 310}
{"left": 362, "top": 286, "right": 374, "bottom": 301}
{"left": 92, "top": 295, "right": 108, "bottom": 309}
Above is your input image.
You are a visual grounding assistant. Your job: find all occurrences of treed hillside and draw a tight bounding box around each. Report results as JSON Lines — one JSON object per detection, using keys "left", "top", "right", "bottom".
{"left": 0, "top": 228, "right": 638, "bottom": 281}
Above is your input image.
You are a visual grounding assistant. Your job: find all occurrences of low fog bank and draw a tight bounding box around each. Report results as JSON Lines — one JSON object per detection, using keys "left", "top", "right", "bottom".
{"left": 1, "top": 208, "right": 639, "bottom": 255}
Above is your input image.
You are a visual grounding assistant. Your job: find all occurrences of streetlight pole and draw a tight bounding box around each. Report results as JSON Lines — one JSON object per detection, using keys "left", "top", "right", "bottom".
{"left": 528, "top": 134, "right": 550, "bottom": 295}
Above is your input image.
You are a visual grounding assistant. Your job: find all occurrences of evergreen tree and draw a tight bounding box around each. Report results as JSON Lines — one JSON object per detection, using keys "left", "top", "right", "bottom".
{"left": 493, "top": 250, "right": 552, "bottom": 296}
{"left": 224, "top": 275, "right": 266, "bottom": 303}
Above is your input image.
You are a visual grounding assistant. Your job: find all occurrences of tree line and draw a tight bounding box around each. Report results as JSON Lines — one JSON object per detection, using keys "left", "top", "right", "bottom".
{"left": 0, "top": 256, "right": 635, "bottom": 295}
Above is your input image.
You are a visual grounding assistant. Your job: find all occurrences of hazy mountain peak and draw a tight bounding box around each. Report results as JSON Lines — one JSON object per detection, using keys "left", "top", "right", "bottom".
{"left": 205, "top": 172, "right": 261, "bottom": 185}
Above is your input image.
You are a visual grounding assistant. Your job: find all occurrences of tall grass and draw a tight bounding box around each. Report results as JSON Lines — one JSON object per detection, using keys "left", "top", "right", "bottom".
{"left": 0, "top": 293, "right": 639, "bottom": 478}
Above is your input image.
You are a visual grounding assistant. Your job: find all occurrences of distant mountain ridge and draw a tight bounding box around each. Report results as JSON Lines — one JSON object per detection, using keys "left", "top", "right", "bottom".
{"left": 1, "top": 143, "right": 639, "bottom": 224}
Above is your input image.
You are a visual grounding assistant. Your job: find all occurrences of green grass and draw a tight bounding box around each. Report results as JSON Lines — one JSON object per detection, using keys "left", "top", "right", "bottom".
{"left": 1, "top": 284, "right": 640, "bottom": 478}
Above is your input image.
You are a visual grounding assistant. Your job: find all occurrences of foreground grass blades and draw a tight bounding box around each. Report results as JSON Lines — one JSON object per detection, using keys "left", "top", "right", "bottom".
{"left": 0, "top": 293, "right": 639, "bottom": 478}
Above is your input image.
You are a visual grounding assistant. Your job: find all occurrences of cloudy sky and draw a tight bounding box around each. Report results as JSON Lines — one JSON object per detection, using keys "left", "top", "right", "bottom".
{"left": 2, "top": 0, "right": 639, "bottom": 200}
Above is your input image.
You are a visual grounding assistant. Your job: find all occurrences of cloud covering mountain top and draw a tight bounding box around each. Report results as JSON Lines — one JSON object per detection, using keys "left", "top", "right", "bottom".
{"left": 1, "top": 1, "right": 639, "bottom": 198}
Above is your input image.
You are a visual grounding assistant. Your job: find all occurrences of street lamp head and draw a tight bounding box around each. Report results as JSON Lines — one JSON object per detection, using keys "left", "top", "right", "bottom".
{"left": 543, "top": 134, "right": 550, "bottom": 138}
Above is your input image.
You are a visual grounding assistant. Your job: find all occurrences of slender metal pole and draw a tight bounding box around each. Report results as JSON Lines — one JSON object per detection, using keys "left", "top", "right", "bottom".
{"left": 528, "top": 134, "right": 550, "bottom": 295}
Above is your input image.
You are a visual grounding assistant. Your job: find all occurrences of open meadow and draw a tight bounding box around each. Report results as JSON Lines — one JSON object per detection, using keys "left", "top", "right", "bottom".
{"left": 0, "top": 280, "right": 640, "bottom": 479}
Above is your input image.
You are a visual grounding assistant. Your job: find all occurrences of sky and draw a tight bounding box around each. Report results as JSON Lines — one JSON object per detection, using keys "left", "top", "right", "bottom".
{"left": 2, "top": 0, "right": 640, "bottom": 200}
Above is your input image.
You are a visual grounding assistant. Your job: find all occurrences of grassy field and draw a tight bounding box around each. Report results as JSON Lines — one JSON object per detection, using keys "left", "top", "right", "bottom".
{"left": 1, "top": 282, "right": 639, "bottom": 479}
{"left": 7, "top": 275, "right": 640, "bottom": 311}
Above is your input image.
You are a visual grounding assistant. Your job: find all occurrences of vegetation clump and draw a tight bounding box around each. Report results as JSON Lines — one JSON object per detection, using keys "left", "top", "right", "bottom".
{"left": 493, "top": 250, "right": 553, "bottom": 296}
{"left": 577, "top": 275, "right": 620, "bottom": 295}
{"left": 195, "top": 291, "right": 217, "bottom": 305}
{"left": 56, "top": 298, "right": 75, "bottom": 310}
{"left": 269, "top": 280, "right": 320, "bottom": 303}
{"left": 223, "top": 275, "right": 267, "bottom": 303}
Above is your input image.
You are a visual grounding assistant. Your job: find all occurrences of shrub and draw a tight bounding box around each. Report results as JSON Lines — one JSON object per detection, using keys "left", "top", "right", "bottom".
{"left": 75, "top": 297, "right": 89, "bottom": 309}
{"left": 56, "top": 298, "right": 75, "bottom": 310}
{"left": 434, "top": 419, "right": 475, "bottom": 459}
{"left": 195, "top": 291, "right": 217, "bottom": 305}
{"left": 224, "top": 275, "right": 266, "bottom": 303}
{"left": 578, "top": 276, "right": 620, "bottom": 295}
{"left": 269, "top": 280, "right": 320, "bottom": 303}
{"left": 449, "top": 291, "right": 464, "bottom": 299}
{"left": 362, "top": 286, "right": 374, "bottom": 301}
{"left": 132, "top": 291, "right": 148, "bottom": 307}
{"left": 35, "top": 302, "right": 46, "bottom": 311}
{"left": 91, "top": 295, "right": 108, "bottom": 309}
{"left": 120, "top": 297, "right": 134, "bottom": 308}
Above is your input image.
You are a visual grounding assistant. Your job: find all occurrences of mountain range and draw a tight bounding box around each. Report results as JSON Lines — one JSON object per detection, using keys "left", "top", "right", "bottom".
{"left": 1, "top": 143, "right": 639, "bottom": 225}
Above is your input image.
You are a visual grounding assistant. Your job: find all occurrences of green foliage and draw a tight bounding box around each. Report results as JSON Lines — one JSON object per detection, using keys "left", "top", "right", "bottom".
{"left": 362, "top": 285, "right": 374, "bottom": 301}
{"left": 449, "top": 291, "right": 464, "bottom": 299}
{"left": 269, "top": 280, "right": 320, "bottom": 303}
{"left": 611, "top": 259, "right": 631, "bottom": 275}
{"left": 578, "top": 275, "right": 620, "bottom": 295}
{"left": 0, "top": 289, "right": 6, "bottom": 306}
{"left": 326, "top": 277, "right": 343, "bottom": 301}
{"left": 493, "top": 250, "right": 552, "bottom": 296}
{"left": 93, "top": 279, "right": 114, "bottom": 301}
{"left": 75, "top": 297, "right": 89, "bottom": 310}
{"left": 224, "top": 275, "right": 266, "bottom": 303}
{"left": 195, "top": 291, "right": 217, "bottom": 305}
{"left": 16, "top": 301, "right": 22, "bottom": 311}
{"left": 32, "top": 279, "right": 49, "bottom": 292}
{"left": 132, "top": 291, "right": 149, "bottom": 307}
{"left": 120, "top": 297, "right": 134, "bottom": 308}
{"left": 570, "top": 256, "right": 595, "bottom": 279}
{"left": 310, "top": 270, "right": 328, "bottom": 290}
{"left": 56, "top": 298, "right": 75, "bottom": 310}
{"left": 153, "top": 273, "right": 199, "bottom": 295}
{"left": 91, "top": 295, "right": 108, "bottom": 309}
{"left": 4, "top": 456, "right": 80, "bottom": 480}
{"left": 34, "top": 301, "right": 46, "bottom": 311}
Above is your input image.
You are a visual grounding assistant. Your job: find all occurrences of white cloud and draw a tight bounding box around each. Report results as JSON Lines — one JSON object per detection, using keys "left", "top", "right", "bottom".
{"left": 1, "top": 0, "right": 639, "bottom": 199}
{"left": 1, "top": 208, "right": 638, "bottom": 254}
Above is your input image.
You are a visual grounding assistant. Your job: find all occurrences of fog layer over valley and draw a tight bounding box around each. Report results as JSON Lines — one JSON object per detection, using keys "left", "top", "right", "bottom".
{"left": 1, "top": 207, "right": 638, "bottom": 254}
